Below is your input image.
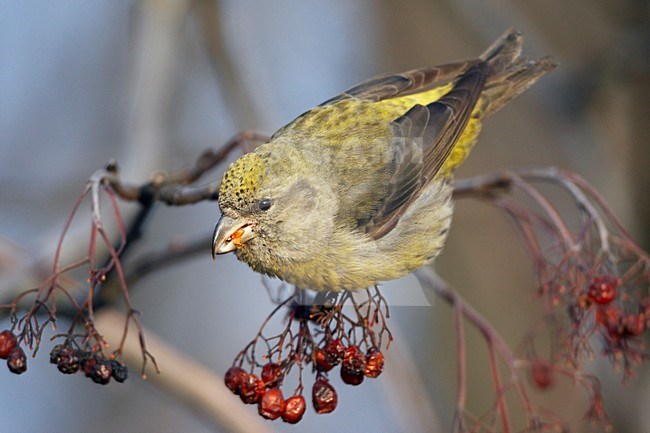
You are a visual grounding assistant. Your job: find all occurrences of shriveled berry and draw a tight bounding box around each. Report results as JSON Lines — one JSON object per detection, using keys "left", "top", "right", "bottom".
{"left": 531, "top": 360, "right": 554, "bottom": 390}
{"left": 110, "top": 360, "right": 128, "bottom": 383}
{"left": 312, "top": 379, "right": 337, "bottom": 414}
{"left": 282, "top": 395, "right": 306, "bottom": 424}
{"left": 340, "top": 345, "right": 366, "bottom": 386}
{"left": 596, "top": 305, "right": 627, "bottom": 342}
{"left": 0, "top": 330, "right": 18, "bottom": 359}
{"left": 596, "top": 305, "right": 620, "bottom": 327}
{"left": 89, "top": 360, "right": 112, "bottom": 385}
{"left": 224, "top": 366, "right": 247, "bottom": 395}
{"left": 7, "top": 346, "right": 27, "bottom": 374}
{"left": 258, "top": 388, "right": 285, "bottom": 420}
{"left": 605, "top": 321, "right": 624, "bottom": 342}
{"left": 341, "top": 368, "right": 364, "bottom": 385}
{"left": 57, "top": 347, "right": 81, "bottom": 374}
{"left": 364, "top": 348, "right": 385, "bottom": 378}
{"left": 588, "top": 275, "right": 618, "bottom": 305}
{"left": 83, "top": 356, "right": 98, "bottom": 377}
{"left": 324, "top": 338, "right": 346, "bottom": 366}
{"left": 261, "top": 363, "right": 284, "bottom": 388}
{"left": 315, "top": 349, "right": 334, "bottom": 372}
{"left": 239, "top": 373, "right": 265, "bottom": 404}
{"left": 49, "top": 344, "right": 65, "bottom": 364}
{"left": 623, "top": 314, "right": 645, "bottom": 337}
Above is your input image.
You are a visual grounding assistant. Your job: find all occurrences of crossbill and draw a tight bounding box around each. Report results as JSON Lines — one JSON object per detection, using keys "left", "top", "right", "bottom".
{"left": 212, "top": 29, "right": 555, "bottom": 291}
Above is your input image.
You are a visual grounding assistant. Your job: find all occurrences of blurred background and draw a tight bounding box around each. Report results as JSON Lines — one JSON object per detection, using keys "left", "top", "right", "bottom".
{"left": 1, "top": 1, "right": 648, "bottom": 432}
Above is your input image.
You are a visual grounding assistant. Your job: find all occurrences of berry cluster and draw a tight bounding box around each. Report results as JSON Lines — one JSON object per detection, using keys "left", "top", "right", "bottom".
{"left": 585, "top": 275, "right": 648, "bottom": 344}
{"left": 224, "top": 287, "right": 390, "bottom": 423}
{"left": 224, "top": 364, "right": 306, "bottom": 423}
{"left": 224, "top": 341, "right": 385, "bottom": 423}
{"left": 525, "top": 266, "right": 648, "bottom": 418}
{"left": 0, "top": 330, "right": 27, "bottom": 375}
{"left": 515, "top": 213, "right": 649, "bottom": 429}
{"left": 49, "top": 343, "right": 128, "bottom": 385}
{"left": 314, "top": 340, "right": 385, "bottom": 385}
{"left": 564, "top": 269, "right": 647, "bottom": 374}
{"left": 524, "top": 212, "right": 650, "bottom": 384}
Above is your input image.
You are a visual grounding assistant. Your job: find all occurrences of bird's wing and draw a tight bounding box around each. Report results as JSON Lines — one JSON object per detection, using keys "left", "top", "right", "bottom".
{"left": 320, "top": 60, "right": 479, "bottom": 105}
{"left": 362, "top": 62, "right": 488, "bottom": 239}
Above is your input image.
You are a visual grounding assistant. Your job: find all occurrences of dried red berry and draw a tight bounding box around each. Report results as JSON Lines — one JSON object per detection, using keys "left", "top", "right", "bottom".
{"left": 315, "top": 349, "right": 334, "bottom": 372}
{"left": 364, "top": 348, "right": 385, "bottom": 378}
{"left": 606, "top": 323, "right": 624, "bottom": 342}
{"left": 49, "top": 344, "right": 65, "bottom": 364}
{"left": 596, "top": 305, "right": 618, "bottom": 326}
{"left": 623, "top": 314, "right": 645, "bottom": 337}
{"left": 588, "top": 275, "right": 618, "bottom": 305}
{"left": 261, "top": 363, "right": 284, "bottom": 388}
{"left": 83, "top": 356, "right": 98, "bottom": 377}
{"left": 239, "top": 373, "right": 265, "bottom": 404}
{"left": 596, "top": 305, "right": 626, "bottom": 342}
{"left": 340, "top": 345, "right": 367, "bottom": 386}
{"left": 341, "top": 368, "right": 364, "bottom": 385}
{"left": 7, "top": 346, "right": 27, "bottom": 374}
{"left": 89, "top": 360, "right": 112, "bottom": 385}
{"left": 57, "top": 347, "right": 81, "bottom": 374}
{"left": 258, "top": 388, "right": 285, "bottom": 420}
{"left": 530, "top": 360, "right": 554, "bottom": 390}
{"left": 312, "top": 379, "right": 337, "bottom": 414}
{"left": 282, "top": 395, "right": 306, "bottom": 424}
{"left": 110, "top": 360, "right": 129, "bottom": 383}
{"left": 224, "top": 366, "right": 247, "bottom": 395}
{"left": 324, "top": 338, "right": 346, "bottom": 366}
{"left": 0, "top": 330, "right": 18, "bottom": 359}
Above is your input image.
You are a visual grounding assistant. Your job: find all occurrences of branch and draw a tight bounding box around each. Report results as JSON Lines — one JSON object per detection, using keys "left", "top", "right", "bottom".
{"left": 95, "top": 309, "right": 277, "bottom": 433}
{"left": 415, "top": 267, "right": 536, "bottom": 432}
{"left": 102, "top": 131, "right": 270, "bottom": 206}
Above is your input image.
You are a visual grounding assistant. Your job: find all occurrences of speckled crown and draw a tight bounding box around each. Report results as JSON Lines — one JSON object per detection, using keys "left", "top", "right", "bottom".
{"left": 218, "top": 152, "right": 266, "bottom": 210}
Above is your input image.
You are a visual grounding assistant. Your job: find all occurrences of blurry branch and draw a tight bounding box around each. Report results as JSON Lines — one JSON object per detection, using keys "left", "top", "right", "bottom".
{"left": 441, "top": 166, "right": 648, "bottom": 432}
{"left": 124, "top": 232, "right": 210, "bottom": 288}
{"left": 0, "top": 130, "right": 270, "bottom": 432}
{"left": 0, "top": 132, "right": 267, "bottom": 311}
{"left": 414, "top": 266, "right": 617, "bottom": 433}
{"left": 95, "top": 131, "right": 268, "bottom": 308}
{"left": 415, "top": 268, "right": 523, "bottom": 433}
{"left": 381, "top": 321, "right": 445, "bottom": 432}
{"left": 0, "top": 129, "right": 273, "bottom": 379}
{"left": 453, "top": 167, "right": 648, "bottom": 259}
{"left": 123, "top": 0, "right": 191, "bottom": 182}
{"left": 192, "top": 0, "right": 261, "bottom": 129}
{"left": 96, "top": 309, "right": 277, "bottom": 433}
{"left": 100, "top": 131, "right": 269, "bottom": 206}
{"left": 0, "top": 130, "right": 268, "bottom": 319}
{"left": 2, "top": 0, "right": 194, "bottom": 304}
{"left": 96, "top": 0, "right": 192, "bottom": 286}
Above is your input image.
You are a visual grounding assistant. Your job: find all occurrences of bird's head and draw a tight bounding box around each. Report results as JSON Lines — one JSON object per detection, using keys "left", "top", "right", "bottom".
{"left": 212, "top": 143, "right": 336, "bottom": 265}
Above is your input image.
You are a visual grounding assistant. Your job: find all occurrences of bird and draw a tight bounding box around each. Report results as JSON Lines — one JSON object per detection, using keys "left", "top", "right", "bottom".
{"left": 212, "top": 29, "right": 556, "bottom": 292}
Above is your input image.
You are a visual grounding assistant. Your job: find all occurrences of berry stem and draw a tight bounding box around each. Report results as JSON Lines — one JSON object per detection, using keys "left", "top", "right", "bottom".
{"left": 415, "top": 268, "right": 517, "bottom": 367}
{"left": 486, "top": 339, "right": 511, "bottom": 433}
{"left": 416, "top": 267, "right": 533, "bottom": 431}
{"left": 453, "top": 299, "right": 467, "bottom": 432}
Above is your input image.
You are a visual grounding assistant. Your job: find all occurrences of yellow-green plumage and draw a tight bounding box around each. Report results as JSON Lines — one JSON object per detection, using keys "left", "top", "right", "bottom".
{"left": 213, "top": 29, "right": 556, "bottom": 291}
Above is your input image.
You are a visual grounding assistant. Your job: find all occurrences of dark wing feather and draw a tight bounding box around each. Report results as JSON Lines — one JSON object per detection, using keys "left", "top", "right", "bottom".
{"left": 363, "top": 62, "right": 489, "bottom": 239}
{"left": 320, "top": 60, "right": 480, "bottom": 105}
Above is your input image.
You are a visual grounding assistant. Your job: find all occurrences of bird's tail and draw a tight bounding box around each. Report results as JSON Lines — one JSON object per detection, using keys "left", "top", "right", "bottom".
{"left": 436, "top": 30, "right": 556, "bottom": 176}
{"left": 477, "top": 28, "right": 557, "bottom": 118}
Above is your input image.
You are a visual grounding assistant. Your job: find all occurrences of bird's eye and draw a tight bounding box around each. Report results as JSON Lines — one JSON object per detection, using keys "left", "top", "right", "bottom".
{"left": 258, "top": 198, "right": 272, "bottom": 211}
